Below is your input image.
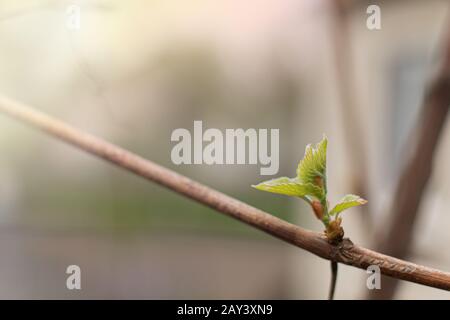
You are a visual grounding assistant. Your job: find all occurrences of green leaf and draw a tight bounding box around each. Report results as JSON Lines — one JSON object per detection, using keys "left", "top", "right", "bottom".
{"left": 297, "top": 135, "right": 327, "bottom": 188}
{"left": 329, "top": 194, "right": 367, "bottom": 216}
{"left": 252, "top": 177, "right": 323, "bottom": 199}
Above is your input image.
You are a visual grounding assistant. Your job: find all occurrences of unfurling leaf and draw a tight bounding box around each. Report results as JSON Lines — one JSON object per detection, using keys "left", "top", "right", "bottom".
{"left": 297, "top": 136, "right": 327, "bottom": 189}
{"left": 252, "top": 177, "right": 323, "bottom": 200}
{"left": 252, "top": 135, "right": 368, "bottom": 245}
{"left": 329, "top": 194, "right": 367, "bottom": 216}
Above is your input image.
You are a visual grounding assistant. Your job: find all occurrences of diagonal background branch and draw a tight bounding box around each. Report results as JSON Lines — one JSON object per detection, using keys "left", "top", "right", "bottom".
{"left": 368, "top": 19, "right": 450, "bottom": 299}
{"left": 0, "top": 94, "right": 450, "bottom": 292}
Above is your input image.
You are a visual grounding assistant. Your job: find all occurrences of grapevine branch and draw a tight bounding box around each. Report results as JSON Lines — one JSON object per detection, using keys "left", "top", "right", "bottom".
{"left": 1, "top": 94, "right": 450, "bottom": 292}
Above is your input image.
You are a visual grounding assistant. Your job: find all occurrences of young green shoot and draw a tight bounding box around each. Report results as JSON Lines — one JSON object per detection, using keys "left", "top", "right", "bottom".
{"left": 252, "top": 135, "right": 367, "bottom": 244}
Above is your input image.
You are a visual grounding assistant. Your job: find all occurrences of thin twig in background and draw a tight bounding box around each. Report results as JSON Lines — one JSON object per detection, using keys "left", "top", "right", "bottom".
{"left": 329, "top": 0, "right": 372, "bottom": 228}
{"left": 368, "top": 21, "right": 450, "bottom": 299}
{"left": 328, "top": 261, "right": 338, "bottom": 300}
{"left": 0, "top": 94, "right": 450, "bottom": 292}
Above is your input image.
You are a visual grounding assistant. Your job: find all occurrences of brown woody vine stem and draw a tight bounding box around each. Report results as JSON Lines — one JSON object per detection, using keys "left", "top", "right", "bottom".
{"left": 0, "top": 94, "right": 450, "bottom": 292}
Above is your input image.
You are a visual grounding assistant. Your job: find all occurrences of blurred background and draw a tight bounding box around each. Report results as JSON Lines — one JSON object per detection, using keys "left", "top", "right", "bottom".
{"left": 0, "top": 0, "right": 449, "bottom": 299}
